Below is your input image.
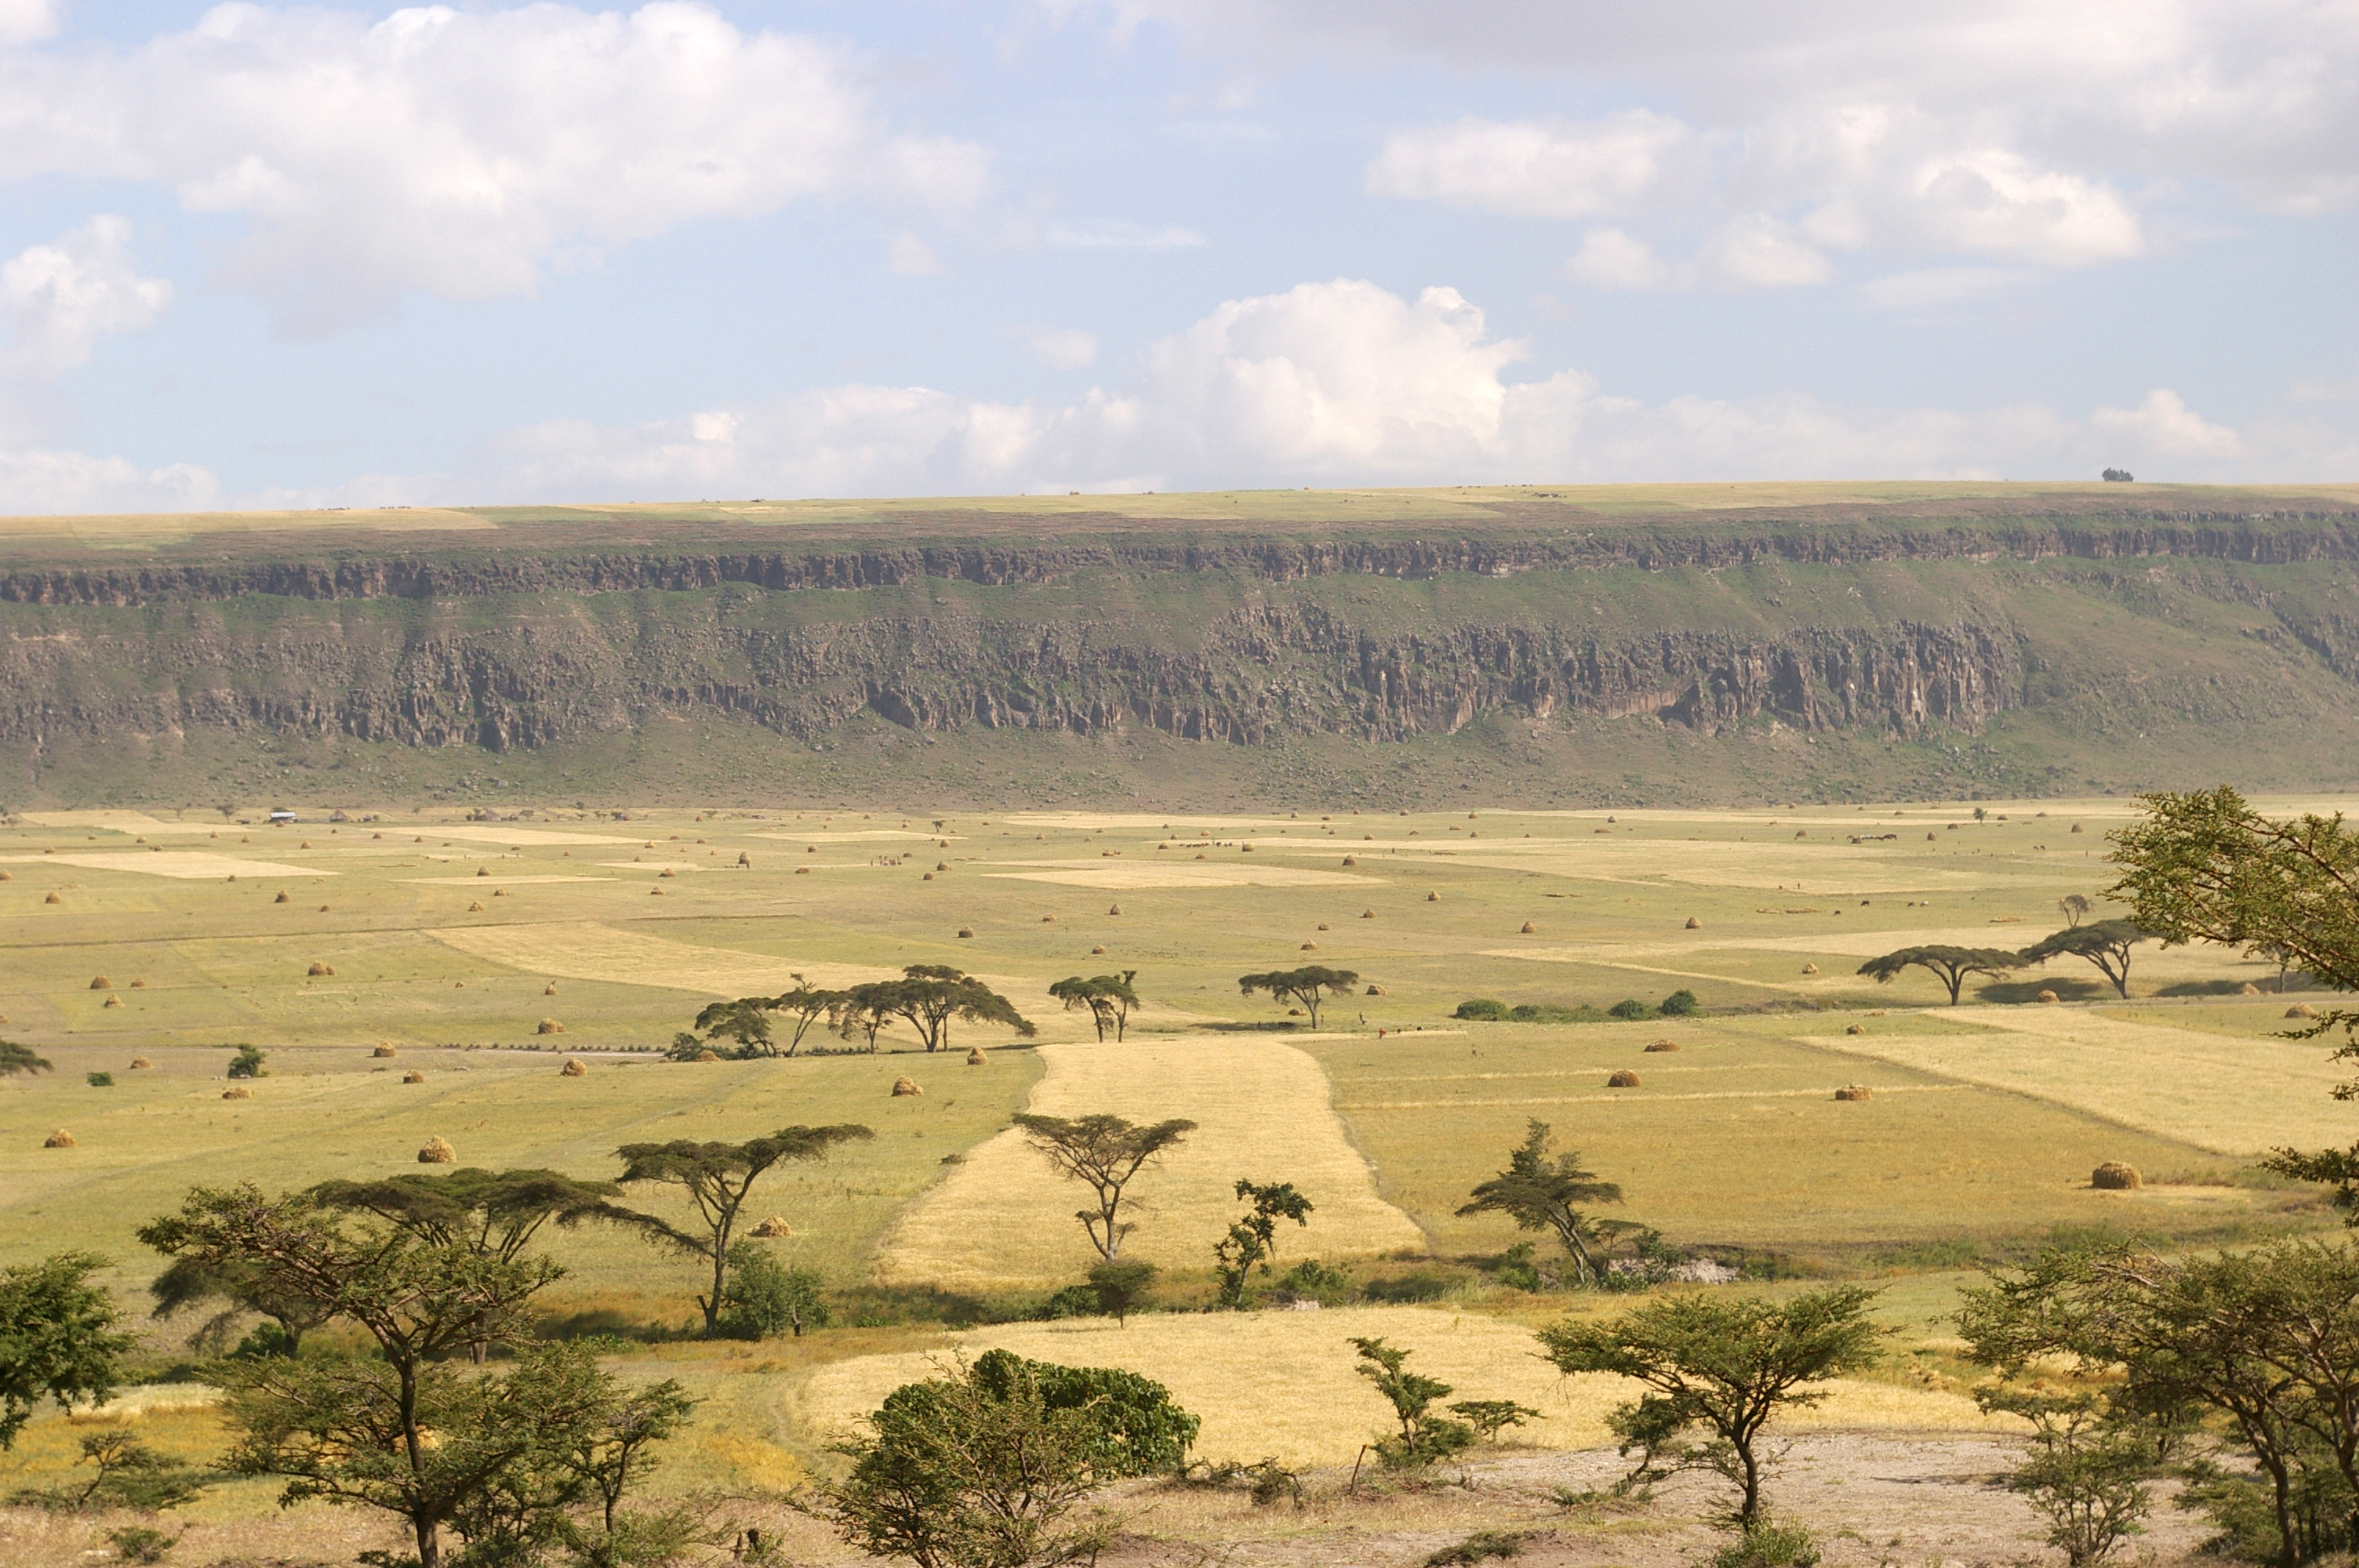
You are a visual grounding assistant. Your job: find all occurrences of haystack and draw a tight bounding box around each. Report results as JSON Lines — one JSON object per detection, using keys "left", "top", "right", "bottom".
{"left": 1426, "top": 891, "right": 1441, "bottom": 902}
{"left": 965, "top": 1047, "right": 987, "bottom": 1066}
{"left": 1091, "top": 946, "right": 1107, "bottom": 955}
{"left": 2092, "top": 1161, "right": 2141, "bottom": 1190}
{"left": 544, "top": 983, "right": 558, "bottom": 995}
{"left": 103, "top": 994, "right": 124, "bottom": 1009}
{"left": 921, "top": 873, "right": 932, "bottom": 880}
{"left": 2241, "top": 982, "right": 2263, "bottom": 996}
{"left": 1107, "top": 904, "right": 1121, "bottom": 916}
{"left": 308, "top": 962, "right": 334, "bottom": 976}
{"left": 1365, "top": 984, "right": 1386, "bottom": 996}
{"left": 2036, "top": 989, "right": 2059, "bottom": 1004}
{"left": 659, "top": 868, "right": 676, "bottom": 878}
{"left": 418, "top": 1137, "right": 456, "bottom": 1164}
{"left": 694, "top": 1048, "right": 719, "bottom": 1062}
{"left": 749, "top": 1215, "right": 794, "bottom": 1238}
{"left": 89, "top": 975, "right": 111, "bottom": 989}
{"left": 560, "top": 1058, "right": 587, "bottom": 1077}
{"left": 274, "top": 891, "right": 290, "bottom": 903}
{"left": 1834, "top": 1084, "right": 1872, "bottom": 1102}
{"left": 43, "top": 891, "right": 60, "bottom": 904}
{"left": 1801, "top": 963, "right": 1819, "bottom": 975}
{"left": 43, "top": 1128, "right": 75, "bottom": 1148}
{"left": 1685, "top": 916, "right": 1702, "bottom": 930}
{"left": 1361, "top": 909, "right": 1376, "bottom": 919}
{"left": 222, "top": 1087, "right": 251, "bottom": 1100}
{"left": 536, "top": 1018, "right": 565, "bottom": 1035}
{"left": 1300, "top": 942, "right": 1318, "bottom": 951}
{"left": 373, "top": 1044, "right": 398, "bottom": 1058}
{"left": 468, "top": 901, "right": 485, "bottom": 912}
{"left": 475, "top": 867, "right": 490, "bottom": 877}
{"left": 1606, "top": 1069, "right": 1641, "bottom": 1088}
{"left": 402, "top": 1070, "right": 426, "bottom": 1084}
{"left": 891, "top": 1076, "right": 922, "bottom": 1097}
{"left": 2288, "top": 1003, "right": 2318, "bottom": 1019}
{"left": 1341, "top": 856, "right": 1357, "bottom": 867}
{"left": 1521, "top": 921, "right": 1537, "bottom": 934}
{"left": 129, "top": 979, "right": 146, "bottom": 988}
{"left": 957, "top": 927, "right": 975, "bottom": 938}
{"left": 129, "top": 1057, "right": 151, "bottom": 1070}
{"left": 2070, "top": 823, "right": 2084, "bottom": 833}
{"left": 1645, "top": 1040, "right": 1681, "bottom": 1053}
{"left": 794, "top": 867, "right": 810, "bottom": 876}
{"left": 1845, "top": 1022, "right": 1865, "bottom": 1036}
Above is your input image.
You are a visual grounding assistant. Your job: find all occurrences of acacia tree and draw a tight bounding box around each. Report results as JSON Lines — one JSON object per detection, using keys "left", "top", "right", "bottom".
{"left": 770, "top": 976, "right": 848, "bottom": 1058}
{"left": 1212, "top": 1180, "right": 1314, "bottom": 1308}
{"left": 1, "top": 1253, "right": 131, "bottom": 1450}
{"left": 691, "top": 997, "right": 775, "bottom": 1058}
{"left": 1049, "top": 972, "right": 1143, "bottom": 1043}
{"left": 1856, "top": 944, "right": 2023, "bottom": 1004}
{"left": 2019, "top": 920, "right": 2150, "bottom": 1000}
{"left": 149, "top": 1254, "right": 333, "bottom": 1358}
{"left": 889, "top": 965, "right": 1037, "bottom": 1053}
{"left": 1539, "top": 1286, "right": 1887, "bottom": 1528}
{"left": 614, "top": 1126, "right": 874, "bottom": 1337}
{"left": 833, "top": 982, "right": 903, "bottom": 1052}
{"left": 1455, "top": 1120, "right": 1630, "bottom": 1287}
{"left": 1238, "top": 965, "right": 1360, "bottom": 1029}
{"left": 0, "top": 1040, "right": 51, "bottom": 1077}
{"left": 1012, "top": 1113, "right": 1197, "bottom": 1261}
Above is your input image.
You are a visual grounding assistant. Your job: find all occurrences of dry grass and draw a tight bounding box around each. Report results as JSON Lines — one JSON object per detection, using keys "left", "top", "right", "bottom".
{"left": 0, "top": 851, "right": 322, "bottom": 880}
{"left": 983, "top": 864, "right": 1383, "bottom": 891}
{"left": 1806, "top": 1007, "right": 2354, "bottom": 1155}
{"left": 876, "top": 1037, "right": 1425, "bottom": 1290}
{"left": 429, "top": 920, "right": 892, "bottom": 994}
{"left": 787, "top": 1305, "right": 2015, "bottom": 1468}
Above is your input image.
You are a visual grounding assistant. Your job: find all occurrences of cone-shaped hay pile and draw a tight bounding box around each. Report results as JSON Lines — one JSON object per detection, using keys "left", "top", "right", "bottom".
{"left": 958, "top": 927, "right": 975, "bottom": 938}
{"left": 748, "top": 1215, "right": 794, "bottom": 1238}
{"left": 1365, "top": 984, "right": 1386, "bottom": 996}
{"left": 560, "top": 1058, "right": 587, "bottom": 1077}
{"left": 693, "top": 1048, "right": 719, "bottom": 1062}
{"left": 1645, "top": 1039, "right": 1681, "bottom": 1053}
{"left": 1834, "top": 1084, "right": 1872, "bottom": 1102}
{"left": 1426, "top": 891, "right": 1441, "bottom": 902}
{"left": 43, "top": 1128, "right": 75, "bottom": 1148}
{"left": 965, "top": 1047, "right": 987, "bottom": 1066}
{"left": 373, "top": 1044, "right": 398, "bottom": 1058}
{"left": 2092, "top": 1162, "right": 2142, "bottom": 1189}
{"left": 467, "top": 901, "right": 485, "bottom": 912}
{"left": 1520, "top": 921, "right": 1536, "bottom": 934}
{"left": 308, "top": 962, "right": 334, "bottom": 976}
{"left": 419, "top": 1136, "right": 456, "bottom": 1164}
{"left": 1801, "top": 963, "right": 1819, "bottom": 975}
{"left": 222, "top": 1087, "right": 251, "bottom": 1100}
{"left": 536, "top": 1018, "right": 565, "bottom": 1035}
{"left": 2037, "top": 989, "right": 2059, "bottom": 1004}
{"left": 1685, "top": 916, "right": 1702, "bottom": 930}
{"left": 129, "top": 1057, "right": 151, "bottom": 1070}
{"left": 44, "top": 891, "right": 61, "bottom": 904}
{"left": 2289, "top": 1003, "right": 2318, "bottom": 1018}
{"left": 89, "top": 975, "right": 111, "bottom": 989}
{"left": 891, "top": 1076, "right": 922, "bottom": 1097}
{"left": 544, "top": 983, "right": 558, "bottom": 995}
{"left": 1606, "top": 1069, "right": 1641, "bottom": 1087}
{"left": 402, "top": 1070, "right": 426, "bottom": 1084}
{"left": 103, "top": 994, "right": 124, "bottom": 1009}
{"left": 1845, "top": 1022, "right": 1866, "bottom": 1036}
{"left": 274, "top": 891, "right": 290, "bottom": 904}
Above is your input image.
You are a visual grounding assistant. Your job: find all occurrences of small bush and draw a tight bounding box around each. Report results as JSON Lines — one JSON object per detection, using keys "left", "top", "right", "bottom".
{"left": 85, "top": 1071, "right": 113, "bottom": 1087}
{"left": 225, "top": 1044, "right": 267, "bottom": 1079}
{"left": 1710, "top": 1519, "right": 1822, "bottom": 1568}
{"left": 1488, "top": 1242, "right": 1547, "bottom": 1293}
{"left": 106, "top": 1526, "right": 179, "bottom": 1564}
{"left": 1361, "top": 1268, "right": 1456, "bottom": 1304}
{"left": 1659, "top": 989, "right": 1700, "bottom": 1016}
{"left": 1607, "top": 998, "right": 1655, "bottom": 1020}
{"left": 1277, "top": 1258, "right": 1353, "bottom": 1304}
{"left": 1039, "top": 1283, "right": 1105, "bottom": 1319}
{"left": 719, "top": 1243, "right": 831, "bottom": 1338}
{"left": 1425, "top": 1530, "right": 1527, "bottom": 1566}
{"left": 1088, "top": 1258, "right": 1156, "bottom": 1324}
{"left": 1454, "top": 999, "right": 1510, "bottom": 1021}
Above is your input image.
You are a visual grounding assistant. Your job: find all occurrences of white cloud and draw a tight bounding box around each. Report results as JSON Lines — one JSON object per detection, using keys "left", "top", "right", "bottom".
{"left": 2093, "top": 388, "right": 2246, "bottom": 460}
{"left": 1565, "top": 228, "right": 1681, "bottom": 289}
{"left": 1856, "top": 267, "right": 2029, "bottom": 311}
{"left": 1, "top": 216, "right": 174, "bottom": 376}
{"left": 380, "top": 278, "right": 2344, "bottom": 503}
{"left": 0, "top": 3, "right": 992, "bottom": 335}
{"left": 0, "top": 447, "right": 219, "bottom": 514}
{"left": 889, "top": 234, "right": 948, "bottom": 277}
{"left": 1045, "top": 220, "right": 1208, "bottom": 249}
{"left": 1905, "top": 150, "right": 2143, "bottom": 266}
{"left": 1365, "top": 111, "right": 1694, "bottom": 218}
{"left": 1698, "top": 214, "right": 1830, "bottom": 288}
{"left": 1023, "top": 326, "right": 1100, "bottom": 368}
{"left": 0, "top": 0, "right": 56, "bottom": 46}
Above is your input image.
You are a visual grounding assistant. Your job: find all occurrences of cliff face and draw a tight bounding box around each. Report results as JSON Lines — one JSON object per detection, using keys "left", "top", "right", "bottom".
{"left": 0, "top": 507, "right": 2352, "bottom": 770}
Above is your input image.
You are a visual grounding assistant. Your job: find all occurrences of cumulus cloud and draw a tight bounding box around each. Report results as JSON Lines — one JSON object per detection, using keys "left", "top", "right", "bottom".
{"left": 0, "top": 447, "right": 220, "bottom": 515}
{"left": 1, "top": 216, "right": 173, "bottom": 376}
{"left": 0, "top": 3, "right": 992, "bottom": 335}
{"left": 0, "top": 0, "right": 56, "bottom": 46}
{"left": 394, "top": 278, "right": 2339, "bottom": 503}
{"left": 1365, "top": 111, "right": 1694, "bottom": 217}
{"left": 1565, "top": 228, "right": 1680, "bottom": 289}
{"left": 1022, "top": 326, "right": 1100, "bottom": 368}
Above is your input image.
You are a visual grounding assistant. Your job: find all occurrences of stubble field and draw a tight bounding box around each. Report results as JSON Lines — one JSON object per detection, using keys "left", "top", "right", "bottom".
{"left": 0, "top": 792, "right": 2348, "bottom": 1563}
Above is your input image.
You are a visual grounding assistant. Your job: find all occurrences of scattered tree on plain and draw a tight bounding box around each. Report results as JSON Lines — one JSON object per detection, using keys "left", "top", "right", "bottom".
{"left": 1012, "top": 1112, "right": 1197, "bottom": 1261}
{"left": 690, "top": 997, "right": 776, "bottom": 1057}
{"left": 13, "top": 1424, "right": 211, "bottom": 1512}
{"left": 886, "top": 965, "right": 1037, "bottom": 1054}
{"left": 613, "top": 1126, "right": 874, "bottom": 1338}
{"left": 148, "top": 1252, "right": 333, "bottom": 1359}
{"left": 768, "top": 976, "right": 848, "bottom": 1057}
{"left": 1537, "top": 1285, "right": 1887, "bottom": 1529}
{"left": 2059, "top": 893, "right": 2095, "bottom": 927}
{"left": 1350, "top": 1337, "right": 1474, "bottom": 1470}
{"left": 1086, "top": 1259, "right": 1156, "bottom": 1326}
{"left": 720, "top": 1243, "right": 831, "bottom": 1338}
{"left": 1456, "top": 1120, "right": 1631, "bottom": 1287}
{"left": 1856, "top": 944, "right": 2023, "bottom": 1004}
{"left": 227, "top": 1044, "right": 267, "bottom": 1080}
{"left": 833, "top": 982, "right": 903, "bottom": 1051}
{"left": 1049, "top": 971, "right": 1143, "bottom": 1042}
{"left": 1212, "top": 1179, "right": 1314, "bottom": 1308}
{"left": 0, "top": 1253, "right": 130, "bottom": 1451}
{"left": 1238, "top": 965, "right": 1360, "bottom": 1029}
{"left": 2019, "top": 920, "right": 2151, "bottom": 1000}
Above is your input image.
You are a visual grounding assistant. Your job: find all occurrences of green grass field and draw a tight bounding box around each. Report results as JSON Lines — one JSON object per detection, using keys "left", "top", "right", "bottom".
{"left": 1, "top": 792, "right": 2349, "bottom": 1534}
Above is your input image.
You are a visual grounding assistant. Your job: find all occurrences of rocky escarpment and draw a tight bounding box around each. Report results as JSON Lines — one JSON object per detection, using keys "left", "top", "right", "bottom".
{"left": 2, "top": 503, "right": 2356, "bottom": 773}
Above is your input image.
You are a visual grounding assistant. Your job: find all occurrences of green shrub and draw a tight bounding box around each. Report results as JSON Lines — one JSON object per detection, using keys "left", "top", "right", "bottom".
{"left": 85, "top": 1071, "right": 114, "bottom": 1087}
{"left": 1361, "top": 1268, "right": 1455, "bottom": 1303}
{"left": 1276, "top": 1258, "right": 1352, "bottom": 1304}
{"left": 1488, "top": 1242, "right": 1547, "bottom": 1293}
{"left": 1087, "top": 1259, "right": 1156, "bottom": 1325}
{"left": 1039, "top": 1283, "right": 1104, "bottom": 1319}
{"left": 1425, "top": 1529, "right": 1526, "bottom": 1566}
{"left": 1351, "top": 1337, "right": 1474, "bottom": 1470}
{"left": 718, "top": 1243, "right": 831, "bottom": 1338}
{"left": 1452, "top": 999, "right": 1510, "bottom": 1021}
{"left": 225, "top": 1045, "right": 266, "bottom": 1079}
{"left": 1606, "top": 999, "right": 1655, "bottom": 1020}
{"left": 1659, "top": 989, "right": 1700, "bottom": 1016}
{"left": 105, "top": 1526, "right": 179, "bottom": 1564}
{"left": 1710, "top": 1519, "right": 1821, "bottom": 1568}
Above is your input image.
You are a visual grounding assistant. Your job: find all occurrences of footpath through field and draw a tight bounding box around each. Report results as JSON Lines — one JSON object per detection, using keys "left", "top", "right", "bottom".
{"left": 875, "top": 1036, "right": 1427, "bottom": 1290}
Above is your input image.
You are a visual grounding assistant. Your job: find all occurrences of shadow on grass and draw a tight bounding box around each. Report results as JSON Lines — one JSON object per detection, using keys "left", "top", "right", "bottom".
{"left": 1976, "top": 976, "right": 2110, "bottom": 1004}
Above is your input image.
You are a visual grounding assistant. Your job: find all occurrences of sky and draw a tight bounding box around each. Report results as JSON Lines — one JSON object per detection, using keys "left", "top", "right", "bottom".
{"left": 0, "top": 0, "right": 2353, "bottom": 513}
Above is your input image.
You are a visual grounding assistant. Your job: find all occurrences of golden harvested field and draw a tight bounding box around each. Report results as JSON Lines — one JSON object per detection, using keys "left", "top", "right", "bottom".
{"left": 788, "top": 1305, "right": 2014, "bottom": 1468}
{"left": 429, "top": 920, "right": 896, "bottom": 994}
{"left": 878, "top": 1037, "right": 1426, "bottom": 1290}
